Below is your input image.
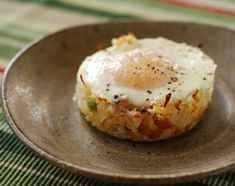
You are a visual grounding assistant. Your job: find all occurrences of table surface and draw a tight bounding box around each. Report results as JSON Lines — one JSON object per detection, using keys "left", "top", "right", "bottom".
{"left": 1, "top": 0, "right": 235, "bottom": 185}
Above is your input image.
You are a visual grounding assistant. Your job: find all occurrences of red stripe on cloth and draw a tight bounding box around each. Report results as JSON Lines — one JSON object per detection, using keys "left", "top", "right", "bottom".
{"left": 0, "top": 68, "right": 5, "bottom": 73}
{"left": 157, "top": 0, "right": 235, "bottom": 17}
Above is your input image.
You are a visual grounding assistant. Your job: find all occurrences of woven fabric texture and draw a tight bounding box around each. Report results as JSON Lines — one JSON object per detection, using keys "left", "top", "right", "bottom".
{"left": 0, "top": 0, "right": 235, "bottom": 185}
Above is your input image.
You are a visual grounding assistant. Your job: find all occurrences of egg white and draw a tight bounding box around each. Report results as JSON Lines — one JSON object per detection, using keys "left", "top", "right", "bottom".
{"left": 78, "top": 37, "right": 216, "bottom": 106}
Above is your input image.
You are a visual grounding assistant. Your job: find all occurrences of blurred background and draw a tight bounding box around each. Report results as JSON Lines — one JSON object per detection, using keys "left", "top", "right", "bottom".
{"left": 1, "top": 0, "right": 235, "bottom": 186}
{"left": 1, "top": 0, "right": 235, "bottom": 75}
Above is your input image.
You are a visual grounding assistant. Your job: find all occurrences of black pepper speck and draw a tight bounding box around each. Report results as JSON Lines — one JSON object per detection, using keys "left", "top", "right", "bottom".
{"left": 142, "top": 109, "right": 146, "bottom": 113}
{"left": 171, "top": 77, "right": 178, "bottom": 82}
{"left": 198, "top": 43, "right": 203, "bottom": 48}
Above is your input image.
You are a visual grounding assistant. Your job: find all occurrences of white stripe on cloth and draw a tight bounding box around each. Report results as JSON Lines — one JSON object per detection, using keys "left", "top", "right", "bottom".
{"left": 0, "top": 36, "right": 27, "bottom": 48}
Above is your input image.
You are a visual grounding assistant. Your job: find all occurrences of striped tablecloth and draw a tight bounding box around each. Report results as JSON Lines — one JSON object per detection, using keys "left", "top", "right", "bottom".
{"left": 1, "top": 0, "right": 235, "bottom": 185}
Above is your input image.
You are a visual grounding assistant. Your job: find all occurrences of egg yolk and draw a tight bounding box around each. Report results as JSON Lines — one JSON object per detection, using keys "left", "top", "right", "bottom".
{"left": 103, "top": 50, "right": 177, "bottom": 90}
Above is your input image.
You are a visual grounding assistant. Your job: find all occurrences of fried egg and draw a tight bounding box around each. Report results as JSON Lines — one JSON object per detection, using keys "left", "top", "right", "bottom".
{"left": 74, "top": 34, "right": 216, "bottom": 141}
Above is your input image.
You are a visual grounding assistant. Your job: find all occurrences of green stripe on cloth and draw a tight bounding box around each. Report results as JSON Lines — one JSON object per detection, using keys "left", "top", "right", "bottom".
{"left": 0, "top": 24, "right": 45, "bottom": 62}
{"left": 0, "top": 30, "right": 32, "bottom": 43}
{"left": 18, "top": 0, "right": 138, "bottom": 19}
{"left": 0, "top": 24, "right": 45, "bottom": 40}
{"left": 0, "top": 44, "right": 19, "bottom": 60}
{"left": 0, "top": 1, "right": 108, "bottom": 33}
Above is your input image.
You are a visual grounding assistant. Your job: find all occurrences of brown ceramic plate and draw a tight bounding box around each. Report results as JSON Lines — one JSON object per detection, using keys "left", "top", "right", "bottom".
{"left": 2, "top": 22, "right": 235, "bottom": 185}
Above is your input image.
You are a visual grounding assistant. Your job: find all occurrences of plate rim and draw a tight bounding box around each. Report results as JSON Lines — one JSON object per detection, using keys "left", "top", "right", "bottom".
{"left": 2, "top": 21, "right": 235, "bottom": 184}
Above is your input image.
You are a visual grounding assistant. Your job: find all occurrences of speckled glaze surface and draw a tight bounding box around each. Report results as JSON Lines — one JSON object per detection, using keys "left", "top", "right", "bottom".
{"left": 2, "top": 22, "right": 235, "bottom": 185}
